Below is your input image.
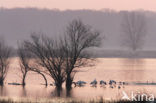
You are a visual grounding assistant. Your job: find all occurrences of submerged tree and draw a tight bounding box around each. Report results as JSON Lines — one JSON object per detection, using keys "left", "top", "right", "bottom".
{"left": 0, "top": 39, "right": 11, "bottom": 85}
{"left": 22, "top": 19, "right": 101, "bottom": 90}
{"left": 18, "top": 43, "right": 48, "bottom": 86}
{"left": 62, "top": 20, "right": 101, "bottom": 90}
{"left": 24, "top": 34, "right": 66, "bottom": 89}
{"left": 17, "top": 43, "right": 30, "bottom": 86}
{"left": 121, "top": 11, "right": 147, "bottom": 54}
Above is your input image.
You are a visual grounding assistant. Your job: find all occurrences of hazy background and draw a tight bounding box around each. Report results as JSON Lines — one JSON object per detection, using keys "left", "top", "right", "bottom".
{"left": 0, "top": 8, "right": 156, "bottom": 50}
{"left": 1, "top": 1, "right": 156, "bottom": 57}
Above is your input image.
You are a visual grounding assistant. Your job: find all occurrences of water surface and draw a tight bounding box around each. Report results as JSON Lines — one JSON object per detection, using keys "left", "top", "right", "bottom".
{"left": 2, "top": 58, "right": 156, "bottom": 100}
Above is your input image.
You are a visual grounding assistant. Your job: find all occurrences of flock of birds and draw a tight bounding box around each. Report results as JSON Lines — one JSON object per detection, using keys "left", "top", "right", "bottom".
{"left": 73, "top": 79, "right": 127, "bottom": 89}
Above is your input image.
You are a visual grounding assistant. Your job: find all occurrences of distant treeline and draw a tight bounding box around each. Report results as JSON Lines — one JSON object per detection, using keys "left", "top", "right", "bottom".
{"left": 0, "top": 8, "right": 155, "bottom": 50}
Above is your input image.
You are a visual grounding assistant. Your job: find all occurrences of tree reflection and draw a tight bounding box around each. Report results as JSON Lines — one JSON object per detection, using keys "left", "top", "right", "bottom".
{"left": 66, "top": 89, "right": 74, "bottom": 97}
{"left": 50, "top": 88, "right": 65, "bottom": 97}
{"left": 19, "top": 86, "right": 27, "bottom": 97}
{"left": 0, "top": 86, "right": 8, "bottom": 96}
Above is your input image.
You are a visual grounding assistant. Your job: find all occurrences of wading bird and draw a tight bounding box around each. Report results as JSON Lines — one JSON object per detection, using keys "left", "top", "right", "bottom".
{"left": 100, "top": 80, "right": 107, "bottom": 85}
{"left": 90, "top": 79, "right": 97, "bottom": 87}
{"left": 76, "top": 80, "right": 87, "bottom": 87}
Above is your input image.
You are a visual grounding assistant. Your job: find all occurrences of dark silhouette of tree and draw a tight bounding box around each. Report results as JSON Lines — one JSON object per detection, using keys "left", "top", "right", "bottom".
{"left": 62, "top": 20, "right": 101, "bottom": 90}
{"left": 121, "top": 11, "right": 147, "bottom": 55}
{"left": 0, "top": 39, "right": 11, "bottom": 85}
{"left": 17, "top": 43, "right": 30, "bottom": 86}
{"left": 18, "top": 43, "right": 48, "bottom": 86}
{"left": 24, "top": 34, "right": 66, "bottom": 89}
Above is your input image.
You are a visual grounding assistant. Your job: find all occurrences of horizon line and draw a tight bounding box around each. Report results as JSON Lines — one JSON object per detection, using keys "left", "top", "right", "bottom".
{"left": 0, "top": 7, "right": 155, "bottom": 13}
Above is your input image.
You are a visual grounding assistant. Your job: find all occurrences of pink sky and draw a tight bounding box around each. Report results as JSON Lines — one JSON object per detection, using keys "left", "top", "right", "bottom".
{"left": 0, "top": 0, "right": 156, "bottom": 11}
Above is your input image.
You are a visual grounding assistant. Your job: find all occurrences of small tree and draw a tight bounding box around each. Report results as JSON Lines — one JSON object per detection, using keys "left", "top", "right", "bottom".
{"left": 18, "top": 43, "right": 48, "bottom": 86}
{"left": 17, "top": 43, "right": 30, "bottom": 86}
{"left": 0, "top": 39, "right": 11, "bottom": 85}
{"left": 24, "top": 34, "right": 66, "bottom": 89}
{"left": 62, "top": 20, "right": 101, "bottom": 90}
{"left": 121, "top": 11, "right": 147, "bottom": 55}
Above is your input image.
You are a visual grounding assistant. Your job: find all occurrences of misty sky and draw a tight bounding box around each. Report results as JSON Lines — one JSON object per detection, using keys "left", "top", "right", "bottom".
{"left": 0, "top": 0, "right": 156, "bottom": 11}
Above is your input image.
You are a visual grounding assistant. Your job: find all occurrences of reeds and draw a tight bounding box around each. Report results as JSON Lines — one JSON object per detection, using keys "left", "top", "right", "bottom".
{"left": 0, "top": 97, "right": 155, "bottom": 103}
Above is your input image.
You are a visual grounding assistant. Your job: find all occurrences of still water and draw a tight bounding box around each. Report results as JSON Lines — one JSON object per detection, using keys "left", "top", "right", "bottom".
{"left": 1, "top": 58, "right": 156, "bottom": 100}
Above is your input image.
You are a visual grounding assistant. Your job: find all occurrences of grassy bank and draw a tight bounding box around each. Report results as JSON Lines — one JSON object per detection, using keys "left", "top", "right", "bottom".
{"left": 0, "top": 97, "right": 155, "bottom": 103}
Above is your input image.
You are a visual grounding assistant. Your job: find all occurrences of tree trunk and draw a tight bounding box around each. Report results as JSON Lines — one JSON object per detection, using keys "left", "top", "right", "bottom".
{"left": 22, "top": 74, "right": 26, "bottom": 86}
{"left": 54, "top": 88, "right": 62, "bottom": 97}
{"left": 0, "top": 77, "right": 4, "bottom": 86}
{"left": 56, "top": 84, "right": 62, "bottom": 90}
{"left": 56, "top": 83, "right": 62, "bottom": 90}
{"left": 55, "top": 79, "right": 63, "bottom": 90}
{"left": 66, "top": 74, "right": 73, "bottom": 90}
{"left": 39, "top": 72, "right": 48, "bottom": 86}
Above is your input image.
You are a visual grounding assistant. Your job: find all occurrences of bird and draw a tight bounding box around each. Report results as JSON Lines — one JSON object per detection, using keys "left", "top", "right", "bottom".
{"left": 90, "top": 79, "right": 97, "bottom": 86}
{"left": 76, "top": 80, "right": 86, "bottom": 87}
{"left": 100, "top": 80, "right": 107, "bottom": 85}
{"left": 109, "top": 80, "right": 116, "bottom": 85}
{"left": 109, "top": 80, "right": 117, "bottom": 88}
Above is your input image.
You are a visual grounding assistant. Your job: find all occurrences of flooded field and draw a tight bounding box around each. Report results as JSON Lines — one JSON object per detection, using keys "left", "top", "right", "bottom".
{"left": 1, "top": 58, "right": 156, "bottom": 100}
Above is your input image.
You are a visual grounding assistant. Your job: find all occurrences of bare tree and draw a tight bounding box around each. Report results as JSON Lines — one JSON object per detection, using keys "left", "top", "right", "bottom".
{"left": 17, "top": 43, "right": 30, "bottom": 86}
{"left": 18, "top": 43, "right": 48, "bottom": 86}
{"left": 24, "top": 34, "right": 66, "bottom": 89}
{"left": 0, "top": 39, "right": 11, "bottom": 85}
{"left": 121, "top": 11, "right": 147, "bottom": 54}
{"left": 62, "top": 20, "right": 101, "bottom": 90}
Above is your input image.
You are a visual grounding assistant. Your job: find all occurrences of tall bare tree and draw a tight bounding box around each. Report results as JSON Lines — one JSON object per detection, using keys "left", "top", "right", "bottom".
{"left": 0, "top": 39, "right": 11, "bottom": 85}
{"left": 121, "top": 11, "right": 147, "bottom": 54}
{"left": 62, "top": 20, "right": 101, "bottom": 90}
{"left": 24, "top": 34, "right": 66, "bottom": 89}
{"left": 18, "top": 43, "right": 48, "bottom": 86}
